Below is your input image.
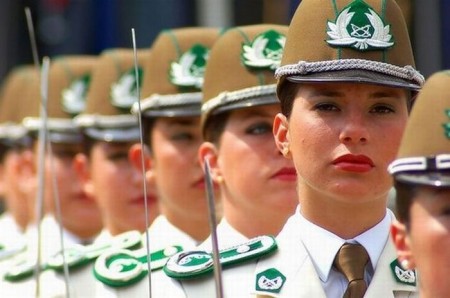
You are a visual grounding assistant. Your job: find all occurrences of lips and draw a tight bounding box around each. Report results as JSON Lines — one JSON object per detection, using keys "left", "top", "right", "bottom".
{"left": 272, "top": 167, "right": 297, "bottom": 181}
{"left": 332, "top": 154, "right": 374, "bottom": 173}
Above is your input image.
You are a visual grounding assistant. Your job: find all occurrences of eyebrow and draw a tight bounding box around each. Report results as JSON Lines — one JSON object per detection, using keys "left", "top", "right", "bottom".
{"left": 166, "top": 118, "right": 197, "bottom": 127}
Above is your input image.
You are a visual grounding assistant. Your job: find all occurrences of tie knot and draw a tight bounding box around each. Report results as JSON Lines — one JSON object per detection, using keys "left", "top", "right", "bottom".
{"left": 333, "top": 243, "right": 369, "bottom": 282}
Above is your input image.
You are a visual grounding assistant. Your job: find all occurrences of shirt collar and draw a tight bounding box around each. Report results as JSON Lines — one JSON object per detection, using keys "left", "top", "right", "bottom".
{"left": 298, "top": 209, "right": 392, "bottom": 283}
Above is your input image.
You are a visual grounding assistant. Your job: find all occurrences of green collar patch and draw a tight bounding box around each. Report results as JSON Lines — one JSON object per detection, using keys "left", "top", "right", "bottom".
{"left": 169, "top": 44, "right": 209, "bottom": 90}
{"left": 255, "top": 268, "right": 286, "bottom": 294}
{"left": 242, "top": 29, "right": 286, "bottom": 70}
{"left": 61, "top": 74, "right": 91, "bottom": 116}
{"left": 110, "top": 68, "right": 143, "bottom": 110}
{"left": 326, "top": 0, "right": 394, "bottom": 51}
{"left": 390, "top": 259, "right": 416, "bottom": 286}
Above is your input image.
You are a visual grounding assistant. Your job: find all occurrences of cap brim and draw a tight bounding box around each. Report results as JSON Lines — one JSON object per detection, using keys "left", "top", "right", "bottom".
{"left": 83, "top": 126, "right": 141, "bottom": 142}
{"left": 395, "top": 172, "right": 450, "bottom": 187}
{"left": 210, "top": 94, "right": 278, "bottom": 117}
{"left": 286, "top": 69, "right": 421, "bottom": 91}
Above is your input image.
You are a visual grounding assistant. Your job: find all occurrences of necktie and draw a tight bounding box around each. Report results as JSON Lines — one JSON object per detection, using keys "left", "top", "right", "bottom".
{"left": 333, "top": 243, "right": 369, "bottom": 298}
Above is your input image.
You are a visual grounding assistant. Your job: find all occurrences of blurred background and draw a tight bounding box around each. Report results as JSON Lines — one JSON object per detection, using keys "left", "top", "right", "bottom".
{"left": 0, "top": 0, "right": 449, "bottom": 85}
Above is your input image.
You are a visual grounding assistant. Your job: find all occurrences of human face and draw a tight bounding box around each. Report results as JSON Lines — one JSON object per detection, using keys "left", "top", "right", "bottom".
{"left": 275, "top": 82, "right": 409, "bottom": 204}
{"left": 44, "top": 143, "right": 102, "bottom": 238}
{"left": 150, "top": 117, "right": 208, "bottom": 222}
{"left": 215, "top": 104, "right": 297, "bottom": 227}
{"left": 86, "top": 141, "right": 158, "bottom": 235}
{"left": 406, "top": 187, "right": 450, "bottom": 298}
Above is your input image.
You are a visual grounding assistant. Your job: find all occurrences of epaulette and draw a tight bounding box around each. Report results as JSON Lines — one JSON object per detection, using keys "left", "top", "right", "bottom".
{"left": 0, "top": 239, "right": 27, "bottom": 261}
{"left": 164, "top": 235, "right": 277, "bottom": 280}
{"left": 3, "top": 230, "right": 142, "bottom": 282}
{"left": 94, "top": 245, "right": 184, "bottom": 287}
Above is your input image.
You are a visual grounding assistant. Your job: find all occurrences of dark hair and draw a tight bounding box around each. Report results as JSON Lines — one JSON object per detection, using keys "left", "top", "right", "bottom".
{"left": 278, "top": 80, "right": 300, "bottom": 118}
{"left": 142, "top": 117, "right": 156, "bottom": 153}
{"left": 203, "top": 111, "right": 232, "bottom": 145}
{"left": 393, "top": 179, "right": 418, "bottom": 226}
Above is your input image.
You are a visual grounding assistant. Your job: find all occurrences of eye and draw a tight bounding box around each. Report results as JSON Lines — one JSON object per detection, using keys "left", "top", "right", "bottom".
{"left": 106, "top": 151, "right": 129, "bottom": 161}
{"left": 245, "top": 122, "right": 272, "bottom": 135}
{"left": 52, "top": 149, "right": 78, "bottom": 159}
{"left": 370, "top": 104, "right": 395, "bottom": 114}
{"left": 171, "top": 132, "right": 194, "bottom": 141}
{"left": 314, "top": 102, "right": 339, "bottom": 112}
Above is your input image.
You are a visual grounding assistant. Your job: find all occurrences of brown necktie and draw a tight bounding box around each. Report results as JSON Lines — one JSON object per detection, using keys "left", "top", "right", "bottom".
{"left": 333, "top": 243, "right": 369, "bottom": 298}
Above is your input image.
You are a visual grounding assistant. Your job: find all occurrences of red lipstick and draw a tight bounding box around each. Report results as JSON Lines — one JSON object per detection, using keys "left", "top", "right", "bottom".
{"left": 272, "top": 167, "right": 297, "bottom": 181}
{"left": 332, "top": 154, "right": 374, "bottom": 173}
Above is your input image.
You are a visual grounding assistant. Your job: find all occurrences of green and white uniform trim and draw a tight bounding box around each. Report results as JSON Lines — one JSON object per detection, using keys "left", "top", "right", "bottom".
{"left": 94, "top": 245, "right": 184, "bottom": 287}
{"left": 3, "top": 230, "right": 142, "bottom": 282}
{"left": 164, "top": 235, "right": 277, "bottom": 280}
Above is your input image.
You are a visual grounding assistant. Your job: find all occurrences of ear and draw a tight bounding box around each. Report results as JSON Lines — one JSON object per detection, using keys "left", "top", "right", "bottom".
{"left": 198, "top": 142, "right": 222, "bottom": 184}
{"left": 391, "top": 220, "right": 416, "bottom": 269}
{"left": 73, "top": 152, "right": 95, "bottom": 198}
{"left": 17, "top": 149, "right": 36, "bottom": 196}
{"left": 128, "top": 143, "right": 151, "bottom": 172}
{"left": 273, "top": 113, "right": 291, "bottom": 159}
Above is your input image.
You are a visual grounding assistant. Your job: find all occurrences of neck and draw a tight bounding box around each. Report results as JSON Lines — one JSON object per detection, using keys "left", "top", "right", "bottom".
{"left": 162, "top": 205, "right": 211, "bottom": 242}
{"left": 224, "top": 204, "right": 289, "bottom": 238}
{"left": 299, "top": 189, "right": 387, "bottom": 239}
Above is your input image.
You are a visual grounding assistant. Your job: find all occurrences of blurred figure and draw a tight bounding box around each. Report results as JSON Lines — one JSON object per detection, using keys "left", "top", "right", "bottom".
{"left": 74, "top": 48, "right": 159, "bottom": 238}
{"left": 390, "top": 70, "right": 450, "bottom": 298}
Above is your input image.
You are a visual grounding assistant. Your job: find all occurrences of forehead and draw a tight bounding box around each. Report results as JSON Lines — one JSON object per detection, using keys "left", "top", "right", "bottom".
{"left": 295, "top": 82, "right": 410, "bottom": 98}
{"left": 153, "top": 116, "right": 201, "bottom": 128}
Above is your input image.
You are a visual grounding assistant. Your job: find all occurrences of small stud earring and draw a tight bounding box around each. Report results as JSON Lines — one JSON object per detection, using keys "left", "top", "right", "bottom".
{"left": 282, "top": 147, "right": 290, "bottom": 156}
{"left": 216, "top": 176, "right": 224, "bottom": 184}
{"left": 400, "top": 259, "right": 410, "bottom": 270}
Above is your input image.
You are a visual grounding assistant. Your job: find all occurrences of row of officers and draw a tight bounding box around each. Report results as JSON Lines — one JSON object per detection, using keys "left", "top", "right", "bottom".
{"left": 0, "top": 0, "right": 449, "bottom": 297}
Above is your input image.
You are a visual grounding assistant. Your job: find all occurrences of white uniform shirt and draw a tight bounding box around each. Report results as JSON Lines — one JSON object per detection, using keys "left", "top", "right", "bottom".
{"left": 297, "top": 209, "right": 392, "bottom": 297}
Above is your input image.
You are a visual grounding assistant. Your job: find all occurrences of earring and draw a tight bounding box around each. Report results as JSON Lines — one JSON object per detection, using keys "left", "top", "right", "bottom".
{"left": 400, "top": 259, "right": 410, "bottom": 270}
{"left": 216, "top": 176, "right": 224, "bottom": 184}
{"left": 282, "top": 147, "right": 290, "bottom": 156}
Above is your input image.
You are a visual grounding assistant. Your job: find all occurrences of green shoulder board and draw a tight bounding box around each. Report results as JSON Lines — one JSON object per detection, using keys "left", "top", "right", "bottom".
{"left": 164, "top": 235, "right": 277, "bottom": 280}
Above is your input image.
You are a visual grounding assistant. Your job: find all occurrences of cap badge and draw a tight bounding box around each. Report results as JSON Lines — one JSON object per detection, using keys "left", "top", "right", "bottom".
{"left": 390, "top": 259, "right": 416, "bottom": 286}
{"left": 327, "top": 0, "right": 394, "bottom": 51}
{"left": 170, "top": 44, "right": 209, "bottom": 89}
{"left": 443, "top": 109, "right": 450, "bottom": 139}
{"left": 61, "top": 74, "right": 90, "bottom": 115}
{"left": 110, "top": 68, "right": 143, "bottom": 109}
{"left": 255, "top": 268, "right": 286, "bottom": 294}
{"left": 242, "top": 29, "right": 286, "bottom": 70}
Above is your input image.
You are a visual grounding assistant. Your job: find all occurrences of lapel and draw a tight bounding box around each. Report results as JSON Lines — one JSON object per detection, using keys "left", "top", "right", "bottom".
{"left": 254, "top": 216, "right": 326, "bottom": 298}
{"left": 365, "top": 238, "right": 418, "bottom": 298}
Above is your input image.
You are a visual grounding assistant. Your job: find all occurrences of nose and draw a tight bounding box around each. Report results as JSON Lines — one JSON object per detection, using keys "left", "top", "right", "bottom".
{"left": 339, "top": 113, "right": 368, "bottom": 144}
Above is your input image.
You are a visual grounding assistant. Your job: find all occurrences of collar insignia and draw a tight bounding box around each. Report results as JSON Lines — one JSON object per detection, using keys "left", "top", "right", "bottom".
{"left": 255, "top": 268, "right": 286, "bottom": 294}
{"left": 170, "top": 44, "right": 209, "bottom": 89}
{"left": 61, "top": 74, "right": 90, "bottom": 115}
{"left": 390, "top": 259, "right": 416, "bottom": 286}
{"left": 242, "top": 30, "right": 286, "bottom": 70}
{"left": 327, "top": 0, "right": 394, "bottom": 51}
{"left": 110, "top": 68, "right": 142, "bottom": 109}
